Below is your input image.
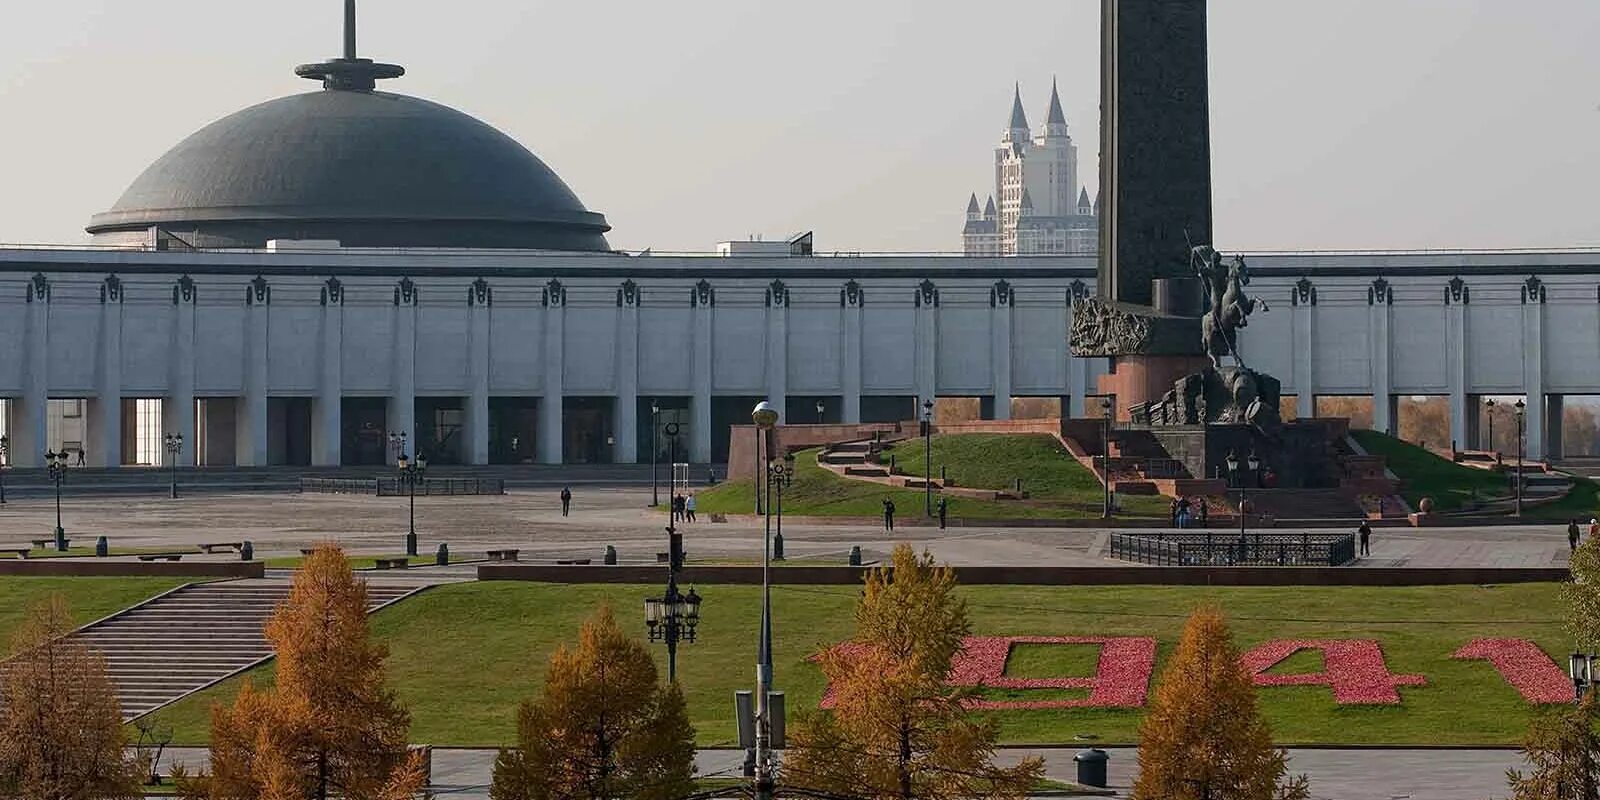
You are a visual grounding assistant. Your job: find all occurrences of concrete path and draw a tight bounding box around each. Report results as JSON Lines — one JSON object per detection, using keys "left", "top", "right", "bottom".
{"left": 0, "top": 487, "right": 1580, "bottom": 569}
{"left": 154, "top": 746, "right": 1522, "bottom": 799}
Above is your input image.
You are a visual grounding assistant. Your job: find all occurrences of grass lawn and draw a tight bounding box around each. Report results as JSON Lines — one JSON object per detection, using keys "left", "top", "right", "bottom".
{"left": 0, "top": 546, "right": 190, "bottom": 560}
{"left": 1352, "top": 431, "right": 1508, "bottom": 511}
{"left": 0, "top": 576, "right": 190, "bottom": 646}
{"left": 1524, "top": 474, "right": 1600, "bottom": 522}
{"left": 694, "top": 438, "right": 1166, "bottom": 520}
{"left": 145, "top": 580, "right": 1568, "bottom": 748}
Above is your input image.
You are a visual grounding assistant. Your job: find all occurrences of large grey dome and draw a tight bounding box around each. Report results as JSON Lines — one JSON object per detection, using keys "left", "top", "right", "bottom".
{"left": 87, "top": 89, "right": 612, "bottom": 251}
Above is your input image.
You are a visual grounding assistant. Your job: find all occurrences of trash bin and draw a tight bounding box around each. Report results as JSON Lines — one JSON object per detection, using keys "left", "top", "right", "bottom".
{"left": 436, "top": 543, "right": 449, "bottom": 566}
{"left": 95, "top": 536, "right": 109, "bottom": 558}
{"left": 848, "top": 546, "right": 862, "bottom": 567}
{"left": 1074, "top": 748, "right": 1108, "bottom": 789}
{"left": 604, "top": 545, "right": 618, "bottom": 565}
{"left": 241, "top": 541, "right": 254, "bottom": 561}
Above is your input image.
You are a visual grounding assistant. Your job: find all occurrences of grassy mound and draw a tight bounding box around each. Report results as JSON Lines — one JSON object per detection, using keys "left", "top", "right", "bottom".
{"left": 0, "top": 576, "right": 189, "bottom": 646}
{"left": 145, "top": 580, "right": 1566, "bottom": 747}
{"left": 1352, "top": 430, "right": 1507, "bottom": 511}
{"left": 694, "top": 435, "right": 1166, "bottom": 519}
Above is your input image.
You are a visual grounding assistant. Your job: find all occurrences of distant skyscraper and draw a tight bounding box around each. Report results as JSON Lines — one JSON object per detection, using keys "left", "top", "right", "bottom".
{"left": 962, "top": 81, "right": 1098, "bottom": 256}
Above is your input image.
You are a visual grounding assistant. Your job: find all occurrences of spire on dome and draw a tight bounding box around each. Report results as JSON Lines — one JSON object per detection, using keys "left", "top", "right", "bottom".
{"left": 295, "top": 0, "right": 405, "bottom": 92}
{"left": 1007, "top": 83, "right": 1030, "bottom": 133}
{"left": 1047, "top": 78, "right": 1067, "bottom": 126}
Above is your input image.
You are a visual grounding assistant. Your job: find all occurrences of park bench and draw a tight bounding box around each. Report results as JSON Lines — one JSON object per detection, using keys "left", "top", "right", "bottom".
{"left": 198, "top": 542, "right": 243, "bottom": 554}
{"left": 374, "top": 558, "right": 409, "bottom": 570}
{"left": 29, "top": 538, "right": 67, "bottom": 549}
{"left": 137, "top": 553, "right": 185, "bottom": 562}
{"left": 486, "top": 549, "right": 520, "bottom": 562}
{"left": 555, "top": 558, "right": 592, "bottom": 566}
{"left": 0, "top": 546, "right": 33, "bottom": 559}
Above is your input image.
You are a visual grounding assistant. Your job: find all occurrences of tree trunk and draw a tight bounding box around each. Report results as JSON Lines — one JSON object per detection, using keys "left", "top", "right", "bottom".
{"left": 898, "top": 718, "right": 913, "bottom": 800}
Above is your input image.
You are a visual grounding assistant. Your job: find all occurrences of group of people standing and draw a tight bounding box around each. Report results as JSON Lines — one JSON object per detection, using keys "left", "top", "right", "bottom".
{"left": 880, "top": 496, "right": 950, "bottom": 531}
{"left": 671, "top": 493, "right": 698, "bottom": 523}
{"left": 1568, "top": 518, "right": 1600, "bottom": 551}
{"left": 1169, "top": 496, "right": 1209, "bottom": 529}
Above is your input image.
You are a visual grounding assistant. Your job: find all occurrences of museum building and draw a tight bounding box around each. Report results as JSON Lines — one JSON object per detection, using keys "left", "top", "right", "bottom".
{"left": 2, "top": 17, "right": 1599, "bottom": 469}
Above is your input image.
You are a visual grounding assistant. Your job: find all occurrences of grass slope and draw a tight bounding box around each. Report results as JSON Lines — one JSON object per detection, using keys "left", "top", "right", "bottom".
{"left": 695, "top": 436, "right": 1165, "bottom": 519}
{"left": 0, "top": 577, "right": 189, "bottom": 646}
{"left": 1352, "top": 430, "right": 1507, "bottom": 511}
{"left": 147, "top": 581, "right": 1566, "bottom": 747}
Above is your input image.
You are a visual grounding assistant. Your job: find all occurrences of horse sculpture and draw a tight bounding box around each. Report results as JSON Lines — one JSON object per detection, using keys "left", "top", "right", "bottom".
{"left": 1193, "top": 246, "right": 1267, "bottom": 369}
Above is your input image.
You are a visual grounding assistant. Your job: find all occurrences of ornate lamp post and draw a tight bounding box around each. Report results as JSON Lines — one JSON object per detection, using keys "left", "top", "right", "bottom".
{"left": 388, "top": 430, "right": 407, "bottom": 466}
{"left": 1514, "top": 399, "right": 1526, "bottom": 517}
{"left": 921, "top": 399, "right": 934, "bottom": 517}
{"left": 645, "top": 422, "right": 701, "bottom": 682}
{"left": 650, "top": 399, "right": 661, "bottom": 507}
{"left": 1570, "top": 651, "right": 1596, "bottom": 703}
{"left": 770, "top": 453, "right": 794, "bottom": 562}
{"left": 164, "top": 433, "right": 184, "bottom": 499}
{"left": 1227, "top": 450, "right": 1261, "bottom": 540}
{"left": 750, "top": 400, "right": 781, "bottom": 800}
{"left": 0, "top": 434, "right": 9, "bottom": 506}
{"left": 1484, "top": 397, "right": 1496, "bottom": 452}
{"left": 396, "top": 450, "right": 427, "bottom": 557}
{"left": 1101, "top": 397, "right": 1114, "bottom": 519}
{"left": 45, "top": 449, "right": 68, "bottom": 551}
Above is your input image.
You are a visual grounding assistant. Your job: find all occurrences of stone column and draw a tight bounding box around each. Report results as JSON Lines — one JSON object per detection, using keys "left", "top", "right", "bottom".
{"left": 15, "top": 274, "right": 51, "bottom": 467}
{"left": 615, "top": 280, "right": 641, "bottom": 464}
{"left": 991, "top": 281, "right": 1014, "bottom": 421}
{"left": 841, "top": 281, "right": 863, "bottom": 424}
{"left": 389, "top": 278, "right": 418, "bottom": 464}
{"left": 312, "top": 278, "right": 344, "bottom": 466}
{"left": 914, "top": 280, "right": 938, "bottom": 410}
{"left": 466, "top": 279, "right": 492, "bottom": 465}
{"left": 236, "top": 277, "right": 270, "bottom": 467}
{"left": 90, "top": 275, "right": 123, "bottom": 468}
{"left": 539, "top": 279, "right": 566, "bottom": 465}
{"left": 690, "top": 281, "right": 714, "bottom": 463}
{"left": 164, "top": 276, "right": 197, "bottom": 467}
{"left": 1292, "top": 279, "right": 1316, "bottom": 420}
{"left": 1522, "top": 278, "right": 1546, "bottom": 460}
{"left": 1368, "top": 278, "right": 1394, "bottom": 435}
{"left": 766, "top": 280, "right": 789, "bottom": 422}
{"left": 1446, "top": 278, "right": 1469, "bottom": 451}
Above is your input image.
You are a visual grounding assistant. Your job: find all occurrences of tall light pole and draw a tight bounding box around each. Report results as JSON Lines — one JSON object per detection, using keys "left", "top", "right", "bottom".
{"left": 645, "top": 425, "right": 701, "bottom": 682}
{"left": 750, "top": 400, "right": 780, "bottom": 800}
{"left": 650, "top": 399, "right": 661, "bottom": 507}
{"left": 1227, "top": 450, "right": 1260, "bottom": 541}
{"left": 396, "top": 450, "right": 426, "bottom": 557}
{"left": 0, "top": 434, "right": 9, "bottom": 506}
{"left": 1514, "top": 399, "right": 1526, "bottom": 517}
{"left": 45, "top": 449, "right": 67, "bottom": 551}
{"left": 1484, "top": 397, "right": 1496, "bottom": 452}
{"left": 1101, "top": 397, "right": 1114, "bottom": 519}
{"left": 921, "top": 399, "right": 934, "bottom": 517}
{"left": 164, "top": 433, "right": 184, "bottom": 499}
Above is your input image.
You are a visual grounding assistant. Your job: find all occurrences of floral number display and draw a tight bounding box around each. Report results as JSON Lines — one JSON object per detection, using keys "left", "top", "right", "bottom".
{"left": 1241, "top": 639, "right": 1426, "bottom": 704}
{"left": 1453, "top": 638, "right": 1571, "bottom": 704}
{"left": 817, "top": 636, "right": 1156, "bottom": 710}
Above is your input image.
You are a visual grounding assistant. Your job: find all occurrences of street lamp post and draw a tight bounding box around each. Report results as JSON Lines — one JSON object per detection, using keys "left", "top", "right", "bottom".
{"left": 771, "top": 453, "right": 794, "bottom": 562}
{"left": 0, "top": 434, "right": 9, "bottom": 506}
{"left": 646, "top": 425, "right": 701, "bottom": 682}
{"left": 750, "top": 400, "right": 780, "bottom": 800}
{"left": 396, "top": 450, "right": 427, "bottom": 557}
{"left": 1514, "top": 399, "right": 1526, "bottom": 517}
{"left": 650, "top": 399, "right": 661, "bottom": 507}
{"left": 164, "top": 433, "right": 184, "bottom": 499}
{"left": 388, "top": 431, "right": 407, "bottom": 466}
{"left": 1227, "top": 450, "right": 1260, "bottom": 541}
{"left": 1484, "top": 398, "right": 1496, "bottom": 452}
{"left": 921, "top": 399, "right": 934, "bottom": 517}
{"left": 1101, "top": 398, "right": 1114, "bottom": 519}
{"left": 1571, "top": 651, "right": 1596, "bottom": 704}
{"left": 45, "top": 449, "right": 67, "bottom": 551}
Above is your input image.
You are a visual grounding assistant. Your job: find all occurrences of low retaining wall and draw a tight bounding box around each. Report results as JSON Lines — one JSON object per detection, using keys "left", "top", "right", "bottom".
{"left": 479, "top": 563, "right": 1566, "bottom": 586}
{"left": 0, "top": 560, "right": 265, "bottom": 578}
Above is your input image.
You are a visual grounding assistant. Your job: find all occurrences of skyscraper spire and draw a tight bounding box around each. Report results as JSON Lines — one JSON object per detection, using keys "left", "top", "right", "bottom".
{"left": 1047, "top": 77, "right": 1067, "bottom": 126}
{"left": 1006, "top": 83, "right": 1030, "bottom": 136}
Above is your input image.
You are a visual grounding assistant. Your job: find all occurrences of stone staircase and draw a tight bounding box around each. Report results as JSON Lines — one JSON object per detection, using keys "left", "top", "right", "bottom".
{"left": 69, "top": 579, "right": 418, "bottom": 720}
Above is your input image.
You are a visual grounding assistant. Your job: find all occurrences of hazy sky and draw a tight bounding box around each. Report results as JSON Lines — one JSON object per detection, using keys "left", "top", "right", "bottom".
{"left": 2, "top": 0, "right": 1598, "bottom": 253}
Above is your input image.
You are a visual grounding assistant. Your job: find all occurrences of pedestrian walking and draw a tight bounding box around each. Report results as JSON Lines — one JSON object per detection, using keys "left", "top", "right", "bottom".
{"left": 1569, "top": 519, "right": 1581, "bottom": 552}
{"left": 685, "top": 494, "right": 697, "bottom": 523}
{"left": 1589, "top": 518, "right": 1599, "bottom": 542}
{"left": 1169, "top": 497, "right": 1180, "bottom": 527}
{"left": 76, "top": 448, "right": 86, "bottom": 467}
{"left": 937, "top": 496, "right": 948, "bottom": 530}
{"left": 671, "top": 494, "right": 684, "bottom": 522}
{"left": 559, "top": 486, "right": 572, "bottom": 517}
{"left": 1176, "top": 496, "right": 1192, "bottom": 530}
{"left": 1196, "top": 499, "right": 1208, "bottom": 528}
{"left": 882, "top": 498, "right": 896, "bottom": 531}
{"left": 1358, "top": 519, "right": 1372, "bottom": 557}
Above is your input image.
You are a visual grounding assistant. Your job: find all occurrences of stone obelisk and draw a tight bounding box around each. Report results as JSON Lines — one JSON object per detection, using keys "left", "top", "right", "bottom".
{"left": 1072, "top": 0, "right": 1216, "bottom": 416}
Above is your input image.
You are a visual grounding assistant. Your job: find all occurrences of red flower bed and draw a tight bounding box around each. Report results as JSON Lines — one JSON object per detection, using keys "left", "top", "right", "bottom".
{"left": 1453, "top": 638, "right": 1571, "bottom": 704}
{"left": 818, "top": 636, "right": 1155, "bottom": 710}
{"left": 1242, "top": 639, "right": 1425, "bottom": 704}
